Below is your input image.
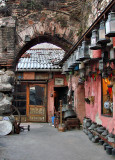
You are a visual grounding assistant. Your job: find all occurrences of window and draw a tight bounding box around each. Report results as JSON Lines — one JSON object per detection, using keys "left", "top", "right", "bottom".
{"left": 102, "top": 78, "right": 113, "bottom": 116}
{"left": 29, "top": 85, "right": 44, "bottom": 105}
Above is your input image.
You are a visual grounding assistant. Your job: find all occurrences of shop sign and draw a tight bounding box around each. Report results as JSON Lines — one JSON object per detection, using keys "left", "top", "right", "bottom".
{"left": 55, "top": 78, "right": 64, "bottom": 86}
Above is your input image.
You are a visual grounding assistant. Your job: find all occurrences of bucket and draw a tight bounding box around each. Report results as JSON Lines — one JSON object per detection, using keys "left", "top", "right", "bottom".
{"left": 51, "top": 116, "right": 55, "bottom": 125}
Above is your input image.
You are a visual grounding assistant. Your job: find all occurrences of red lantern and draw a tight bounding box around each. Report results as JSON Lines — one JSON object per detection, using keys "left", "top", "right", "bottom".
{"left": 92, "top": 49, "right": 102, "bottom": 59}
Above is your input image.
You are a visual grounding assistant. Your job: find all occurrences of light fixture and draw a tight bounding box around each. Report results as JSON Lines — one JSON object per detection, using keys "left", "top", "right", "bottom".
{"left": 86, "top": 65, "right": 91, "bottom": 76}
{"left": 71, "top": 52, "right": 79, "bottom": 67}
{"left": 92, "top": 49, "right": 102, "bottom": 59}
{"left": 79, "top": 69, "right": 85, "bottom": 78}
{"left": 62, "top": 61, "right": 70, "bottom": 73}
{"left": 90, "top": 29, "right": 101, "bottom": 50}
{"left": 76, "top": 46, "right": 81, "bottom": 61}
{"left": 25, "top": 35, "right": 31, "bottom": 42}
{"left": 97, "top": 20, "right": 110, "bottom": 45}
{"left": 74, "top": 49, "right": 81, "bottom": 64}
{"left": 99, "top": 59, "right": 106, "bottom": 72}
{"left": 79, "top": 41, "right": 90, "bottom": 60}
{"left": 67, "top": 56, "right": 73, "bottom": 70}
{"left": 105, "top": 12, "right": 115, "bottom": 37}
{"left": 110, "top": 48, "right": 115, "bottom": 61}
{"left": 79, "top": 62, "right": 85, "bottom": 70}
{"left": 74, "top": 65, "right": 79, "bottom": 71}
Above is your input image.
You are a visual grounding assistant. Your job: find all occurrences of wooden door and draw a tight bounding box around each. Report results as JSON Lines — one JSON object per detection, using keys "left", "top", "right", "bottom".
{"left": 27, "top": 84, "right": 47, "bottom": 122}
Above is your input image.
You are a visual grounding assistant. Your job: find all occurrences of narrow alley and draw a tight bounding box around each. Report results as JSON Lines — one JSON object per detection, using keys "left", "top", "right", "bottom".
{"left": 0, "top": 123, "right": 114, "bottom": 160}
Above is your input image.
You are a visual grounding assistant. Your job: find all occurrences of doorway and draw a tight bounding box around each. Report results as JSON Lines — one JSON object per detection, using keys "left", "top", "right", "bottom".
{"left": 27, "top": 84, "right": 47, "bottom": 122}
{"left": 54, "top": 86, "right": 68, "bottom": 111}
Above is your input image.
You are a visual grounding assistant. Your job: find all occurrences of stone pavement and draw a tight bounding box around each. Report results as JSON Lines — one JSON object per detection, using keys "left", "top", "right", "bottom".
{"left": 0, "top": 123, "right": 114, "bottom": 160}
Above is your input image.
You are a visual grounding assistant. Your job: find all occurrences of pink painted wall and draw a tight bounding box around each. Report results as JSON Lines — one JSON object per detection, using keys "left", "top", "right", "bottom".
{"left": 68, "top": 75, "right": 85, "bottom": 123}
{"left": 85, "top": 65, "right": 115, "bottom": 134}
{"left": 47, "top": 73, "right": 67, "bottom": 122}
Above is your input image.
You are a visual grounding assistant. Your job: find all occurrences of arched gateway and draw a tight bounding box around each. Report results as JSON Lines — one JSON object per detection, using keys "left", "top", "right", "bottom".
{"left": 0, "top": 0, "right": 88, "bottom": 68}
{"left": 0, "top": 0, "right": 90, "bottom": 123}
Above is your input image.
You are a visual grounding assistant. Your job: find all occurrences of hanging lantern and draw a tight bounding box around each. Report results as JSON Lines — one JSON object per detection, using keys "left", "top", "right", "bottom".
{"left": 79, "top": 41, "right": 90, "bottom": 60}
{"left": 62, "top": 61, "right": 70, "bottom": 73}
{"left": 67, "top": 57, "right": 72, "bottom": 69}
{"left": 86, "top": 65, "right": 91, "bottom": 76}
{"left": 25, "top": 35, "right": 31, "bottom": 42}
{"left": 90, "top": 29, "right": 101, "bottom": 50}
{"left": 74, "top": 49, "right": 81, "bottom": 63}
{"left": 92, "top": 49, "right": 102, "bottom": 59}
{"left": 102, "top": 70, "right": 108, "bottom": 79}
{"left": 110, "top": 48, "right": 115, "bottom": 61}
{"left": 99, "top": 59, "right": 106, "bottom": 72}
{"left": 107, "top": 37, "right": 113, "bottom": 47}
{"left": 79, "top": 62, "right": 85, "bottom": 70}
{"left": 79, "top": 69, "right": 85, "bottom": 78}
{"left": 74, "top": 65, "right": 79, "bottom": 71}
{"left": 107, "top": 66, "right": 112, "bottom": 76}
{"left": 97, "top": 20, "right": 110, "bottom": 45}
{"left": 105, "top": 12, "right": 115, "bottom": 37}
{"left": 71, "top": 52, "right": 80, "bottom": 67}
{"left": 113, "top": 37, "right": 115, "bottom": 48}
{"left": 76, "top": 46, "right": 81, "bottom": 61}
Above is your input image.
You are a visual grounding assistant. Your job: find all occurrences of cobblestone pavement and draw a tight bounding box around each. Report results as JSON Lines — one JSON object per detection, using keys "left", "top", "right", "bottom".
{"left": 0, "top": 123, "right": 114, "bottom": 160}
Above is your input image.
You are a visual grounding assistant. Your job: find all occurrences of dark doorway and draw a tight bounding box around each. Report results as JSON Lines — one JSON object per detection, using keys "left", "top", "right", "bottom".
{"left": 54, "top": 86, "right": 68, "bottom": 111}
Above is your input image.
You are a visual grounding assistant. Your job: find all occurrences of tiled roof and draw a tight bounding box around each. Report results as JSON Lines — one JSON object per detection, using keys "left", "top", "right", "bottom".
{"left": 16, "top": 49, "right": 65, "bottom": 71}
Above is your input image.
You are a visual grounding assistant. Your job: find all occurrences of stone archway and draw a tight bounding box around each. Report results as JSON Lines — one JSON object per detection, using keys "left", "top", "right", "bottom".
{"left": 0, "top": 0, "right": 92, "bottom": 69}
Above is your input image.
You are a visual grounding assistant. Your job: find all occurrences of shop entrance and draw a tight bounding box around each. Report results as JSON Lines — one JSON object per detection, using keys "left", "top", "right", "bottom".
{"left": 27, "top": 84, "right": 47, "bottom": 122}
{"left": 54, "top": 87, "right": 68, "bottom": 112}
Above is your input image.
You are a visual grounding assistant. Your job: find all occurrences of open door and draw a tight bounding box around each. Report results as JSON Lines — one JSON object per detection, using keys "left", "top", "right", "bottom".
{"left": 27, "top": 84, "right": 47, "bottom": 122}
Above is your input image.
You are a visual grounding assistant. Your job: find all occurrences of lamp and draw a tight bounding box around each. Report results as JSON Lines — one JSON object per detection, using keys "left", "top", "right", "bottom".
{"left": 97, "top": 20, "right": 110, "bottom": 45}
{"left": 71, "top": 52, "right": 79, "bottom": 67}
{"left": 76, "top": 46, "right": 81, "bottom": 61}
{"left": 74, "top": 49, "right": 81, "bottom": 64}
{"left": 67, "top": 56, "right": 73, "bottom": 70}
{"left": 79, "top": 62, "right": 85, "bottom": 70}
{"left": 110, "top": 48, "right": 115, "bottom": 61}
{"left": 86, "top": 65, "right": 91, "bottom": 76}
{"left": 62, "top": 61, "right": 70, "bottom": 73}
{"left": 79, "top": 69, "right": 85, "bottom": 78}
{"left": 99, "top": 59, "right": 106, "bottom": 72}
{"left": 79, "top": 41, "right": 90, "bottom": 60}
{"left": 105, "top": 12, "right": 115, "bottom": 37}
{"left": 90, "top": 29, "right": 101, "bottom": 50}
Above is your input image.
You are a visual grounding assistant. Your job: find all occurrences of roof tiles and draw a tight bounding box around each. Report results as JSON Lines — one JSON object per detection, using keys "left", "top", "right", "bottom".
{"left": 16, "top": 49, "right": 65, "bottom": 71}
